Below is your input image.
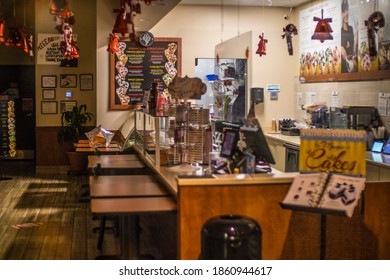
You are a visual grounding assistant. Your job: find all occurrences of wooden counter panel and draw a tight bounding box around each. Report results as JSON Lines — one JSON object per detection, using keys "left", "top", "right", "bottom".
{"left": 179, "top": 181, "right": 390, "bottom": 260}
{"left": 178, "top": 183, "right": 321, "bottom": 260}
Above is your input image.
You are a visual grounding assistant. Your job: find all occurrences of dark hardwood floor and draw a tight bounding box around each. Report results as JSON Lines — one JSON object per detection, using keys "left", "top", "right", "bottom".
{"left": 0, "top": 160, "right": 176, "bottom": 260}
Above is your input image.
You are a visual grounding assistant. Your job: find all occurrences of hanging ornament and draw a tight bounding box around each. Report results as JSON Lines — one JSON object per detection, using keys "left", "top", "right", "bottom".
{"left": 311, "top": 9, "right": 333, "bottom": 43}
{"left": 26, "top": 34, "right": 33, "bottom": 56}
{"left": 107, "top": 33, "right": 120, "bottom": 53}
{"left": 245, "top": 47, "right": 249, "bottom": 59}
{"left": 5, "top": 26, "right": 23, "bottom": 47}
{"left": 365, "top": 11, "right": 385, "bottom": 57}
{"left": 0, "top": 13, "right": 4, "bottom": 44}
{"left": 126, "top": 0, "right": 141, "bottom": 42}
{"left": 256, "top": 32, "right": 268, "bottom": 57}
{"left": 282, "top": 24, "right": 298, "bottom": 56}
{"left": 60, "top": 23, "right": 79, "bottom": 59}
{"left": 112, "top": 0, "right": 128, "bottom": 36}
{"left": 50, "top": 0, "right": 75, "bottom": 34}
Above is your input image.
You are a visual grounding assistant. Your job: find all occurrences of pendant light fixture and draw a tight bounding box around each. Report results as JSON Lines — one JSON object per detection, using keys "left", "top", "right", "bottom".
{"left": 311, "top": 8, "right": 333, "bottom": 43}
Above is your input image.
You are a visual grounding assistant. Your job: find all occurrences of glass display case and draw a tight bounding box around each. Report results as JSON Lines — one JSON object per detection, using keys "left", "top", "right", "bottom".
{"left": 134, "top": 109, "right": 170, "bottom": 168}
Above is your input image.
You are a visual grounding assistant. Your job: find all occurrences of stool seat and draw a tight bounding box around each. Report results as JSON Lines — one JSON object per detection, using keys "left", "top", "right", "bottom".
{"left": 91, "top": 196, "right": 177, "bottom": 215}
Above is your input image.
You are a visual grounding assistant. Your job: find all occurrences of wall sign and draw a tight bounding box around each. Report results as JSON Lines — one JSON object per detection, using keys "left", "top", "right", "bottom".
{"left": 299, "top": 0, "right": 390, "bottom": 82}
{"left": 110, "top": 37, "right": 181, "bottom": 110}
{"left": 37, "top": 33, "right": 78, "bottom": 66}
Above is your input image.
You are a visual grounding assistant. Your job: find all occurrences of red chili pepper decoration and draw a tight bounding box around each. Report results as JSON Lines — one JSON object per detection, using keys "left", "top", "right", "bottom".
{"left": 256, "top": 32, "right": 268, "bottom": 57}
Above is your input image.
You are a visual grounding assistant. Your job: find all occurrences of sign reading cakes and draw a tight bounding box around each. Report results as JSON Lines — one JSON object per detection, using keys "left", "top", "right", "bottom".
{"left": 110, "top": 38, "right": 181, "bottom": 110}
{"left": 299, "top": 129, "right": 367, "bottom": 176}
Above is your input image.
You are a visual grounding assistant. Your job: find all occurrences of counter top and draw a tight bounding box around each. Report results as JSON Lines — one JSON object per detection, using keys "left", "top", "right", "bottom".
{"left": 265, "top": 132, "right": 301, "bottom": 146}
{"left": 135, "top": 146, "right": 296, "bottom": 196}
{"left": 366, "top": 151, "right": 390, "bottom": 168}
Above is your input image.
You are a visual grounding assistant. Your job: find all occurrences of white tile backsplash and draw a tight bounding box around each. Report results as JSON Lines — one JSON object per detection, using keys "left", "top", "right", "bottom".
{"left": 295, "top": 79, "right": 390, "bottom": 137}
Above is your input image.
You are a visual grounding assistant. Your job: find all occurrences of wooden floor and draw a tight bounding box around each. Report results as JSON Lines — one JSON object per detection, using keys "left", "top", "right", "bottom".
{"left": 0, "top": 160, "right": 176, "bottom": 260}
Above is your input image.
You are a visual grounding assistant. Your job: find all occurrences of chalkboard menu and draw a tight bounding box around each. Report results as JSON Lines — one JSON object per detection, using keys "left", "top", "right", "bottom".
{"left": 110, "top": 37, "right": 181, "bottom": 110}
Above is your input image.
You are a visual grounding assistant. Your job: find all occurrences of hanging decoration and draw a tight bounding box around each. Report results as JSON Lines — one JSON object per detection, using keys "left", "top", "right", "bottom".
{"left": 50, "top": 0, "right": 75, "bottom": 34}
{"left": 0, "top": 2, "right": 4, "bottom": 44}
{"left": 311, "top": 9, "right": 333, "bottom": 43}
{"left": 365, "top": 11, "right": 385, "bottom": 57}
{"left": 49, "top": 0, "right": 79, "bottom": 63}
{"left": 245, "top": 47, "right": 249, "bottom": 59}
{"left": 256, "top": 32, "right": 268, "bottom": 57}
{"left": 107, "top": 33, "right": 120, "bottom": 53}
{"left": 5, "top": 0, "right": 23, "bottom": 47}
{"left": 60, "top": 22, "right": 79, "bottom": 59}
{"left": 110, "top": 0, "right": 141, "bottom": 46}
{"left": 282, "top": 23, "right": 298, "bottom": 56}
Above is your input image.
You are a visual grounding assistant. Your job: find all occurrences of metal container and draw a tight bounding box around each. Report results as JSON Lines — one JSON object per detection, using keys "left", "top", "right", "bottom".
{"left": 201, "top": 215, "right": 262, "bottom": 260}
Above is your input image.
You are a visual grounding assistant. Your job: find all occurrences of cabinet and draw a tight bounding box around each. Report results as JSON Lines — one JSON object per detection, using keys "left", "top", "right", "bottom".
{"left": 366, "top": 162, "right": 390, "bottom": 181}
{"left": 266, "top": 138, "right": 286, "bottom": 172}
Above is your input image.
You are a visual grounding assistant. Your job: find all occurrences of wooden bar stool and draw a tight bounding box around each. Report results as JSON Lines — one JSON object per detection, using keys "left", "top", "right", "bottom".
{"left": 91, "top": 196, "right": 177, "bottom": 259}
{"left": 90, "top": 175, "right": 169, "bottom": 250}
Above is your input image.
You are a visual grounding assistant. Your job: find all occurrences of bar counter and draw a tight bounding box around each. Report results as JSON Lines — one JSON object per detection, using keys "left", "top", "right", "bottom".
{"left": 134, "top": 146, "right": 390, "bottom": 260}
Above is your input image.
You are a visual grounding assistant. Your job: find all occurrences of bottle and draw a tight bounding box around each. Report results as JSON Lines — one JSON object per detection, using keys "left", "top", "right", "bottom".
{"left": 209, "top": 104, "right": 215, "bottom": 119}
{"left": 148, "top": 82, "right": 158, "bottom": 110}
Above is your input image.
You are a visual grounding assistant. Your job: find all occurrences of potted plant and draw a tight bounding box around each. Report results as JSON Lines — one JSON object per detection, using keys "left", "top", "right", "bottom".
{"left": 58, "top": 104, "right": 95, "bottom": 145}
{"left": 57, "top": 104, "right": 95, "bottom": 175}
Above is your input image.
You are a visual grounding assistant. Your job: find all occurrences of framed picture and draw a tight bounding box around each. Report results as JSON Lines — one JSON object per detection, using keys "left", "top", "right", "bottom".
{"left": 80, "top": 74, "right": 93, "bottom": 91}
{"left": 41, "top": 75, "right": 57, "bottom": 88}
{"left": 41, "top": 101, "right": 58, "bottom": 114}
{"left": 42, "top": 89, "right": 56, "bottom": 100}
{"left": 60, "top": 74, "right": 77, "bottom": 88}
{"left": 60, "top": 100, "right": 77, "bottom": 113}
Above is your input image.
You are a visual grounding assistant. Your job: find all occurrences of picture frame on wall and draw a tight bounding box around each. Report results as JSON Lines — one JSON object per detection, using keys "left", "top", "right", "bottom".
{"left": 41, "top": 75, "right": 57, "bottom": 88}
{"left": 60, "top": 100, "right": 77, "bottom": 113}
{"left": 42, "top": 89, "right": 56, "bottom": 100}
{"left": 80, "top": 74, "right": 93, "bottom": 91}
{"left": 41, "top": 101, "right": 58, "bottom": 114}
{"left": 60, "top": 74, "right": 77, "bottom": 88}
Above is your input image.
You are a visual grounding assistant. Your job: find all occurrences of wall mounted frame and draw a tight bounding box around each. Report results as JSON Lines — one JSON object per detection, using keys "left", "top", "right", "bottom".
{"left": 41, "top": 75, "right": 57, "bottom": 88}
{"left": 41, "top": 101, "right": 58, "bottom": 114}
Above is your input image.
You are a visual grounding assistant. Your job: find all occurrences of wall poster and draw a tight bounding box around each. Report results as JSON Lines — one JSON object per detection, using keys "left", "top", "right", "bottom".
{"left": 299, "top": 0, "right": 390, "bottom": 82}
{"left": 110, "top": 37, "right": 181, "bottom": 110}
{"left": 37, "top": 34, "right": 78, "bottom": 66}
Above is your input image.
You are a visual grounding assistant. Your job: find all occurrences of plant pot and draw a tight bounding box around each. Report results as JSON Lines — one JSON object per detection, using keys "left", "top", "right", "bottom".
{"left": 67, "top": 151, "right": 88, "bottom": 175}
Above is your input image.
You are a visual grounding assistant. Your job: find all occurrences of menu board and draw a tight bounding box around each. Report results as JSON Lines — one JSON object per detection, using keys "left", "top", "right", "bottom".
{"left": 110, "top": 37, "right": 181, "bottom": 110}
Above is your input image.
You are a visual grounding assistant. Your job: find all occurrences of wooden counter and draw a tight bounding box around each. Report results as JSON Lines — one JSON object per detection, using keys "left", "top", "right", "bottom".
{"left": 134, "top": 146, "right": 390, "bottom": 260}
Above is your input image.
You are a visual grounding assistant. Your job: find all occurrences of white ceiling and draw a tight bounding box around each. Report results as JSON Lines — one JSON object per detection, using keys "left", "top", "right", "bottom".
{"left": 179, "top": 0, "right": 310, "bottom": 7}
{"left": 134, "top": 0, "right": 310, "bottom": 33}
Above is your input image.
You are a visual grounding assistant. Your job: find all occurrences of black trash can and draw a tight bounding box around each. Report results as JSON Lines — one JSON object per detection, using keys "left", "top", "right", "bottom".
{"left": 201, "top": 215, "right": 262, "bottom": 260}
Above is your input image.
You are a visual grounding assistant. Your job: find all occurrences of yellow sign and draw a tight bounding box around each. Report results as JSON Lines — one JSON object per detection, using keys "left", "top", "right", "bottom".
{"left": 299, "top": 129, "right": 367, "bottom": 176}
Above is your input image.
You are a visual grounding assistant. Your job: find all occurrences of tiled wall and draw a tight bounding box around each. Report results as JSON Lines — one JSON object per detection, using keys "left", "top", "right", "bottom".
{"left": 294, "top": 79, "right": 390, "bottom": 137}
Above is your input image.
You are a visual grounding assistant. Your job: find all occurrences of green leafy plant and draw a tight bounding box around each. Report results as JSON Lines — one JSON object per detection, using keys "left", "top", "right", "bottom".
{"left": 58, "top": 104, "right": 95, "bottom": 144}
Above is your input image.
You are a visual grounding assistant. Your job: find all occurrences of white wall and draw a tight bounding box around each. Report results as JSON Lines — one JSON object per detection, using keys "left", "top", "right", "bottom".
{"left": 35, "top": 0, "right": 97, "bottom": 127}
{"left": 96, "top": 3, "right": 297, "bottom": 131}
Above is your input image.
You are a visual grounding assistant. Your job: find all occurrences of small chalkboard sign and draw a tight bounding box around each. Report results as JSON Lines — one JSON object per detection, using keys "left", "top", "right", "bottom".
{"left": 110, "top": 37, "right": 181, "bottom": 110}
